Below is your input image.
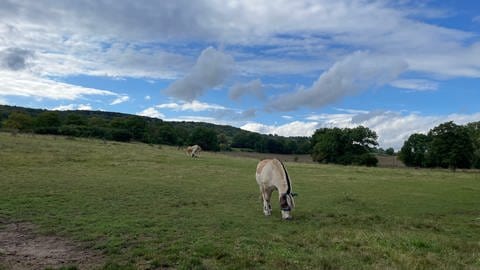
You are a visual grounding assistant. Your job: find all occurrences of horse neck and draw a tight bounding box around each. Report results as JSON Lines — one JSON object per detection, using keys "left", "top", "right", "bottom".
{"left": 275, "top": 183, "right": 289, "bottom": 196}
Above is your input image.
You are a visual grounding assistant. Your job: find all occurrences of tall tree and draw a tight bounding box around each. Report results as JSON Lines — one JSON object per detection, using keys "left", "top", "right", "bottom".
{"left": 36, "top": 111, "right": 61, "bottom": 128}
{"left": 466, "top": 121, "right": 480, "bottom": 169}
{"left": 399, "top": 133, "right": 430, "bottom": 167}
{"left": 428, "top": 121, "right": 473, "bottom": 169}
{"left": 189, "top": 127, "right": 219, "bottom": 151}
{"left": 311, "top": 126, "right": 378, "bottom": 166}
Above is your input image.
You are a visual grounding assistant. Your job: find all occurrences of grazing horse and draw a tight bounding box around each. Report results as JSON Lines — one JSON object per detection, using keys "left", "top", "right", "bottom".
{"left": 256, "top": 159, "right": 296, "bottom": 220}
{"left": 186, "top": 144, "right": 202, "bottom": 158}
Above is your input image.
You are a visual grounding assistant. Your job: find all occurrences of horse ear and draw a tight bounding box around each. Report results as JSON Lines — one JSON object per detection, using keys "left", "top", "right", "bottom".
{"left": 291, "top": 192, "right": 298, "bottom": 197}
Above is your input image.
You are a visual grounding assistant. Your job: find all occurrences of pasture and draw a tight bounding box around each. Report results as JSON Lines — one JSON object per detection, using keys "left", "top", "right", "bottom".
{"left": 0, "top": 132, "right": 479, "bottom": 269}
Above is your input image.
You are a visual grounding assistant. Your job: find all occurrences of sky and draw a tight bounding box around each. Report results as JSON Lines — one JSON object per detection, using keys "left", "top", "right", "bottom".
{"left": 1, "top": 0, "right": 479, "bottom": 150}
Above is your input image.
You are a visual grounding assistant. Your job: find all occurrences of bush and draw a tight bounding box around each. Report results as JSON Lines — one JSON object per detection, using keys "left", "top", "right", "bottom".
{"left": 355, "top": 153, "right": 378, "bottom": 167}
{"left": 110, "top": 129, "right": 132, "bottom": 142}
{"left": 34, "top": 126, "right": 59, "bottom": 135}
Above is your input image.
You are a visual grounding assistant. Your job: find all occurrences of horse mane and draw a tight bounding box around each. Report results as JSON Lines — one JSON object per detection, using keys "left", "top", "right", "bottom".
{"left": 277, "top": 159, "right": 291, "bottom": 195}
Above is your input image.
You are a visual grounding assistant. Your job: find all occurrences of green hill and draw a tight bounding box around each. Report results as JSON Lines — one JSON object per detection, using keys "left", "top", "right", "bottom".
{"left": 0, "top": 104, "right": 311, "bottom": 154}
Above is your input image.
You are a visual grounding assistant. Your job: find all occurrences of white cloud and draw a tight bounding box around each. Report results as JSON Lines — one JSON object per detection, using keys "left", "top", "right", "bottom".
{"left": 242, "top": 121, "right": 319, "bottom": 137}
{"left": 268, "top": 51, "right": 408, "bottom": 111}
{"left": 473, "top": 16, "right": 480, "bottom": 23}
{"left": 164, "top": 47, "right": 234, "bottom": 101}
{"left": 404, "top": 42, "right": 480, "bottom": 78}
{"left": 78, "top": 104, "right": 93, "bottom": 110}
{"left": 137, "top": 107, "right": 165, "bottom": 119}
{"left": 110, "top": 95, "right": 130, "bottom": 105}
{"left": 0, "top": 70, "right": 118, "bottom": 100}
{"left": 390, "top": 79, "right": 438, "bottom": 91}
{"left": 154, "top": 100, "right": 255, "bottom": 122}
{"left": 52, "top": 104, "right": 92, "bottom": 111}
{"left": 145, "top": 95, "right": 151, "bottom": 100}
{"left": 160, "top": 115, "right": 239, "bottom": 127}
{"left": 156, "top": 100, "right": 227, "bottom": 112}
{"left": 229, "top": 79, "right": 264, "bottom": 100}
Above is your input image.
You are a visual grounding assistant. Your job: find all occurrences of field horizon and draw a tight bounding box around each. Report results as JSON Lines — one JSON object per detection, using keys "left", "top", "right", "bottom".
{"left": 1, "top": 132, "right": 479, "bottom": 269}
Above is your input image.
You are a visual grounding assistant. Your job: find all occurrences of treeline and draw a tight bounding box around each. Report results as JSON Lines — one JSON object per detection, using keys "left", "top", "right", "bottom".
{"left": 0, "top": 105, "right": 310, "bottom": 154}
{"left": 399, "top": 121, "right": 480, "bottom": 169}
{"left": 3, "top": 105, "right": 478, "bottom": 169}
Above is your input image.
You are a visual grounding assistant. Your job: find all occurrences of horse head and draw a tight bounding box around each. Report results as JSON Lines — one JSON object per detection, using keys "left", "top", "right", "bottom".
{"left": 280, "top": 193, "right": 295, "bottom": 220}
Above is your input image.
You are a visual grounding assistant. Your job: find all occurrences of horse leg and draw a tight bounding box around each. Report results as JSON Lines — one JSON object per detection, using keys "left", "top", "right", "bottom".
{"left": 260, "top": 187, "right": 272, "bottom": 216}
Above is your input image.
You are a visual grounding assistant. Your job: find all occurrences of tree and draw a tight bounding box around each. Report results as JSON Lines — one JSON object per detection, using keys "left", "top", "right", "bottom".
{"left": 3, "top": 111, "right": 33, "bottom": 132}
{"left": 466, "top": 121, "right": 480, "bottom": 169}
{"left": 311, "top": 128, "right": 345, "bottom": 163}
{"left": 428, "top": 121, "right": 473, "bottom": 169}
{"left": 399, "top": 133, "right": 430, "bottom": 167}
{"left": 311, "top": 126, "right": 378, "bottom": 166}
{"left": 65, "top": 114, "right": 87, "bottom": 125}
{"left": 189, "top": 127, "right": 219, "bottom": 151}
{"left": 217, "top": 133, "right": 230, "bottom": 151}
{"left": 36, "top": 111, "right": 61, "bottom": 128}
{"left": 125, "top": 116, "right": 147, "bottom": 141}
{"left": 34, "top": 111, "right": 61, "bottom": 134}
{"left": 385, "top": 147, "right": 395, "bottom": 155}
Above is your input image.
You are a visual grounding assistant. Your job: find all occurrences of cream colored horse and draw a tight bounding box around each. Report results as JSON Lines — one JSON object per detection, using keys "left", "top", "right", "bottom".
{"left": 256, "top": 158, "right": 296, "bottom": 220}
{"left": 186, "top": 144, "right": 202, "bottom": 158}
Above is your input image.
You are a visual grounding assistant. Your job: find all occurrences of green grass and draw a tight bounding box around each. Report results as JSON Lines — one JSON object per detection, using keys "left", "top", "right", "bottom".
{"left": 1, "top": 132, "right": 479, "bottom": 269}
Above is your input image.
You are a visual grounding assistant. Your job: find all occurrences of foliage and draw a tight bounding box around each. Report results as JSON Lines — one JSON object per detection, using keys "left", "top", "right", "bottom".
{"left": 385, "top": 147, "right": 395, "bottom": 155}
{"left": 466, "top": 121, "right": 480, "bottom": 169}
{"left": 400, "top": 121, "right": 477, "bottom": 169}
{"left": 427, "top": 121, "right": 473, "bottom": 169}
{"left": 311, "top": 126, "right": 378, "bottom": 166}
{"left": 399, "top": 133, "right": 430, "bottom": 167}
{"left": 189, "top": 127, "right": 219, "bottom": 151}
{"left": 2, "top": 111, "right": 33, "bottom": 131}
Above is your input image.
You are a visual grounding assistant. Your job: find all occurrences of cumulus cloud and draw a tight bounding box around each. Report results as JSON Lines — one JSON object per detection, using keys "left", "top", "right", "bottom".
{"left": 0, "top": 47, "right": 34, "bottom": 71}
{"left": 268, "top": 51, "right": 408, "bottom": 111}
{"left": 164, "top": 47, "right": 234, "bottom": 101}
{"left": 229, "top": 79, "right": 264, "bottom": 100}
{"left": 137, "top": 107, "right": 165, "bottom": 119}
{"left": 390, "top": 79, "right": 438, "bottom": 91}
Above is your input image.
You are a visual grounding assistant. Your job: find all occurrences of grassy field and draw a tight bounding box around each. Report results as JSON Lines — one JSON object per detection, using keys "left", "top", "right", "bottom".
{"left": 0, "top": 132, "right": 479, "bottom": 269}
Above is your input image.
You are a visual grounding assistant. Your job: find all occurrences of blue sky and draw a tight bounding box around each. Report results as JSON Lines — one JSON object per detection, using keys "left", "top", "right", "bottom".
{"left": 1, "top": 0, "right": 479, "bottom": 149}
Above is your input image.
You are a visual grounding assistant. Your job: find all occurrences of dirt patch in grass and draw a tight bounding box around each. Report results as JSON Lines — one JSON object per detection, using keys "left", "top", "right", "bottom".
{"left": 0, "top": 220, "right": 103, "bottom": 270}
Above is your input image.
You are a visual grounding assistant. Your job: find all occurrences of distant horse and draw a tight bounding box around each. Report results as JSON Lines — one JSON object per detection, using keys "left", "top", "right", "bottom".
{"left": 256, "top": 159, "right": 296, "bottom": 220}
{"left": 186, "top": 144, "right": 202, "bottom": 158}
